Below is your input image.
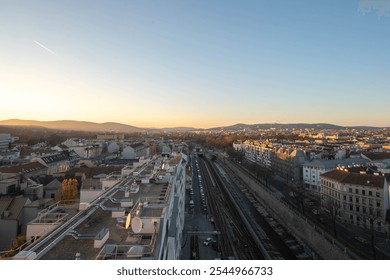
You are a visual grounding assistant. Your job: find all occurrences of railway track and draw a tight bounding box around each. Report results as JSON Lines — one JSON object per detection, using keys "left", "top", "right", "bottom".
{"left": 199, "top": 154, "right": 306, "bottom": 259}
{"left": 199, "top": 156, "right": 265, "bottom": 259}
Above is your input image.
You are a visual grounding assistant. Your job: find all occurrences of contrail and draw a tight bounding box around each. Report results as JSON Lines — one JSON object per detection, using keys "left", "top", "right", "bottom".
{"left": 34, "top": 40, "right": 59, "bottom": 57}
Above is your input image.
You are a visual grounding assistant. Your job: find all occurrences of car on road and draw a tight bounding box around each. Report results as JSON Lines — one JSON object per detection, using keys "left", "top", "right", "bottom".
{"left": 203, "top": 237, "right": 213, "bottom": 246}
{"left": 354, "top": 236, "right": 369, "bottom": 245}
{"left": 312, "top": 209, "right": 320, "bottom": 215}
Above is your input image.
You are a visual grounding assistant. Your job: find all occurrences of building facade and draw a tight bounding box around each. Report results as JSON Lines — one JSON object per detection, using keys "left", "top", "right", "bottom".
{"left": 17, "top": 153, "right": 188, "bottom": 260}
{"left": 320, "top": 167, "right": 389, "bottom": 232}
{"left": 303, "top": 158, "right": 370, "bottom": 195}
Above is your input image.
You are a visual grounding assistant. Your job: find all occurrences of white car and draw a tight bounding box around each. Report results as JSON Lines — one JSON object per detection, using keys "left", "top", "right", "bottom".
{"left": 203, "top": 237, "right": 213, "bottom": 246}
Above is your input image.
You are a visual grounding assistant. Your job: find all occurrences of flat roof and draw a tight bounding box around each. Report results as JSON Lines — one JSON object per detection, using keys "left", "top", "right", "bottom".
{"left": 39, "top": 157, "right": 178, "bottom": 259}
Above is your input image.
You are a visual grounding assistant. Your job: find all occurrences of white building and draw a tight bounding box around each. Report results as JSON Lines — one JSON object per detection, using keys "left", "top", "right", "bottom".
{"left": 234, "top": 140, "right": 273, "bottom": 167}
{"left": 122, "top": 143, "right": 149, "bottom": 160}
{"left": 31, "top": 152, "right": 70, "bottom": 175}
{"left": 0, "top": 134, "right": 13, "bottom": 150}
{"left": 70, "top": 145, "right": 103, "bottom": 159}
{"left": 303, "top": 158, "right": 370, "bottom": 195}
{"left": 107, "top": 142, "right": 120, "bottom": 154}
{"left": 362, "top": 152, "right": 390, "bottom": 174}
{"left": 320, "top": 167, "right": 390, "bottom": 232}
{"left": 21, "top": 154, "right": 188, "bottom": 260}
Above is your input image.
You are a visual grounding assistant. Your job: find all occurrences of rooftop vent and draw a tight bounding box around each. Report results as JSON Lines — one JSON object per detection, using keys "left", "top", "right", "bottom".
{"left": 2, "top": 210, "right": 11, "bottom": 218}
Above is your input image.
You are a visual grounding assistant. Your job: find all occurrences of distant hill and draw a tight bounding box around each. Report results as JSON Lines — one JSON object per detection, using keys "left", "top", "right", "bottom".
{"left": 209, "top": 123, "right": 388, "bottom": 131}
{"left": 0, "top": 119, "right": 387, "bottom": 133}
{"left": 0, "top": 119, "right": 143, "bottom": 133}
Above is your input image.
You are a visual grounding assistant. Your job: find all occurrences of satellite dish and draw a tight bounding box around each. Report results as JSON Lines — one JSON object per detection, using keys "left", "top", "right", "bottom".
{"left": 125, "top": 213, "right": 131, "bottom": 229}
{"left": 132, "top": 217, "right": 143, "bottom": 233}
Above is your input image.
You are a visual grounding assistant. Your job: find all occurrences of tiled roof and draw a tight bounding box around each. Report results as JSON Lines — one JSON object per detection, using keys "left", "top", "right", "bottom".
{"left": 44, "top": 179, "right": 62, "bottom": 190}
{"left": 40, "top": 152, "right": 68, "bottom": 164}
{"left": 363, "top": 152, "right": 390, "bottom": 161}
{"left": 130, "top": 143, "right": 145, "bottom": 149}
{"left": 0, "top": 162, "right": 47, "bottom": 174}
{"left": 321, "top": 169, "right": 385, "bottom": 189}
{"left": 0, "top": 199, "right": 12, "bottom": 216}
{"left": 0, "top": 197, "right": 29, "bottom": 220}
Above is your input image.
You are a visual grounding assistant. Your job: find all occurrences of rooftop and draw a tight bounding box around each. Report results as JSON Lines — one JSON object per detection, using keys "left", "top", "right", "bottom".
{"left": 38, "top": 152, "right": 69, "bottom": 164}
{"left": 0, "top": 162, "right": 47, "bottom": 174}
{"left": 363, "top": 152, "right": 390, "bottom": 161}
{"left": 304, "top": 158, "right": 370, "bottom": 169}
{"left": 0, "top": 196, "right": 29, "bottom": 220}
{"left": 321, "top": 169, "right": 386, "bottom": 189}
{"left": 38, "top": 156, "right": 179, "bottom": 260}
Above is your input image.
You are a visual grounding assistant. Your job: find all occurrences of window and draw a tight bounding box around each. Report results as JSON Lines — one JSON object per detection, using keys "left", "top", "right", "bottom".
{"left": 356, "top": 197, "right": 359, "bottom": 203}
{"left": 356, "top": 206, "right": 359, "bottom": 212}
{"left": 369, "top": 191, "right": 372, "bottom": 196}
{"left": 376, "top": 192, "right": 380, "bottom": 197}
{"left": 349, "top": 196, "right": 352, "bottom": 202}
{"left": 377, "top": 201, "right": 381, "bottom": 207}
{"left": 343, "top": 195, "right": 347, "bottom": 201}
{"left": 350, "top": 205, "right": 353, "bottom": 211}
{"left": 355, "top": 189, "right": 359, "bottom": 194}
{"left": 349, "top": 188, "right": 352, "bottom": 193}
{"left": 362, "top": 190, "right": 365, "bottom": 195}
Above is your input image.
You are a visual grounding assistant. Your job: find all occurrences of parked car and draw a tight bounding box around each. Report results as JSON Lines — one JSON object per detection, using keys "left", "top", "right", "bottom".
{"left": 354, "top": 236, "right": 369, "bottom": 245}
{"left": 312, "top": 209, "right": 320, "bottom": 215}
{"left": 203, "top": 237, "right": 213, "bottom": 246}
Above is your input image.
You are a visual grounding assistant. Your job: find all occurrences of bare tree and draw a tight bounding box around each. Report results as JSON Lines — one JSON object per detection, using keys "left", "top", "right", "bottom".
{"left": 322, "top": 196, "right": 341, "bottom": 238}
{"left": 360, "top": 209, "right": 382, "bottom": 259}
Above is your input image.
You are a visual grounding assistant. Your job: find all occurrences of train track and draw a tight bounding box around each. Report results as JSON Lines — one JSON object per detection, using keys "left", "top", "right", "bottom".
{"left": 199, "top": 155, "right": 302, "bottom": 259}
{"left": 199, "top": 156, "right": 265, "bottom": 259}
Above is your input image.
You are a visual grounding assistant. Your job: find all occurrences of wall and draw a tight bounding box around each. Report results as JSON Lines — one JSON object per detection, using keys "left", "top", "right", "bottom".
{"left": 0, "top": 219, "right": 18, "bottom": 251}
{"left": 223, "top": 158, "right": 352, "bottom": 259}
{"left": 26, "top": 223, "right": 60, "bottom": 243}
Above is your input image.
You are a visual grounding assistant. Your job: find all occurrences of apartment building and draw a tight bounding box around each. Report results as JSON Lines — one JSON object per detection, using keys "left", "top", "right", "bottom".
{"left": 122, "top": 143, "right": 149, "bottom": 160}
{"left": 320, "top": 167, "right": 389, "bottom": 232}
{"left": 233, "top": 140, "right": 306, "bottom": 182}
{"left": 0, "top": 162, "right": 48, "bottom": 195}
{"left": 273, "top": 147, "right": 306, "bottom": 182}
{"left": 362, "top": 152, "right": 390, "bottom": 174}
{"left": 303, "top": 158, "right": 370, "bottom": 195}
{"left": 18, "top": 154, "right": 188, "bottom": 260}
{"left": 239, "top": 140, "right": 273, "bottom": 168}
{"left": 31, "top": 152, "right": 70, "bottom": 175}
{"left": 0, "top": 196, "right": 31, "bottom": 251}
{"left": 0, "top": 134, "right": 17, "bottom": 151}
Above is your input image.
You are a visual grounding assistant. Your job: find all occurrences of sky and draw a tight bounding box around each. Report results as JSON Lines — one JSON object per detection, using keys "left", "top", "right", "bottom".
{"left": 1, "top": 0, "right": 390, "bottom": 128}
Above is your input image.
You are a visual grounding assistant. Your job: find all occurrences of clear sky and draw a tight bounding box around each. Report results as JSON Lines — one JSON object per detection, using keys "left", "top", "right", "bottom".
{"left": 1, "top": 0, "right": 389, "bottom": 128}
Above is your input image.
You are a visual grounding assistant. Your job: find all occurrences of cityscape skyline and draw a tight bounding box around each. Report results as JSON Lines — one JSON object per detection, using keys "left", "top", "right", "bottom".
{"left": 1, "top": 1, "right": 390, "bottom": 128}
